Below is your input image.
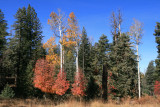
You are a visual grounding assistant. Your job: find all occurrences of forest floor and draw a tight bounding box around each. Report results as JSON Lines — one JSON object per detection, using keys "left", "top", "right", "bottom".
{"left": 0, "top": 96, "right": 160, "bottom": 107}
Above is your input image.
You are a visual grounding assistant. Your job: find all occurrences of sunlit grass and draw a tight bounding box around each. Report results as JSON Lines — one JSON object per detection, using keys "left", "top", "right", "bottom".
{"left": 0, "top": 96, "right": 160, "bottom": 107}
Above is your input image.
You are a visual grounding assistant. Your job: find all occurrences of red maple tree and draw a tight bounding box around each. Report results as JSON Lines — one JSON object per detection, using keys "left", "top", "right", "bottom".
{"left": 71, "top": 71, "right": 86, "bottom": 96}
{"left": 33, "top": 59, "right": 55, "bottom": 93}
{"left": 53, "top": 70, "right": 70, "bottom": 95}
{"left": 154, "top": 81, "right": 160, "bottom": 95}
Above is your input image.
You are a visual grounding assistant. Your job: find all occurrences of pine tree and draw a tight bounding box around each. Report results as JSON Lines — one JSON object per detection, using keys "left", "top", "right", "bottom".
{"left": 97, "top": 35, "right": 109, "bottom": 101}
{"left": 7, "top": 4, "right": 44, "bottom": 97}
{"left": 78, "top": 27, "right": 91, "bottom": 76}
{"left": 10, "top": 7, "right": 27, "bottom": 96}
{"left": 154, "top": 22, "right": 160, "bottom": 81}
{"left": 109, "top": 34, "right": 137, "bottom": 98}
{"left": 145, "top": 61, "right": 156, "bottom": 95}
{"left": 0, "top": 9, "right": 8, "bottom": 87}
{"left": 0, "top": 9, "right": 8, "bottom": 57}
{"left": 90, "top": 43, "right": 99, "bottom": 74}
{"left": 89, "top": 35, "right": 109, "bottom": 100}
{"left": 97, "top": 34, "right": 109, "bottom": 68}
{"left": 85, "top": 76, "right": 100, "bottom": 100}
{"left": 0, "top": 84, "right": 15, "bottom": 99}
{"left": 64, "top": 47, "right": 75, "bottom": 84}
{"left": 91, "top": 34, "right": 109, "bottom": 77}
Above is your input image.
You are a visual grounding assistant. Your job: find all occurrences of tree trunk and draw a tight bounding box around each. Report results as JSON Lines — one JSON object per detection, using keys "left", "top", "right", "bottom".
{"left": 102, "top": 64, "right": 108, "bottom": 102}
{"left": 137, "top": 45, "right": 141, "bottom": 98}
{"left": 83, "top": 44, "right": 84, "bottom": 72}
{"left": 119, "top": 23, "right": 121, "bottom": 37}
{"left": 76, "top": 45, "right": 78, "bottom": 73}
{"left": 62, "top": 48, "right": 64, "bottom": 67}
{"left": 59, "top": 25, "right": 63, "bottom": 74}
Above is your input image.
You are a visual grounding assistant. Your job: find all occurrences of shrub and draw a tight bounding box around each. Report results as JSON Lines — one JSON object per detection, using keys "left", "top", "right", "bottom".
{"left": 71, "top": 71, "right": 86, "bottom": 96}
{"left": 0, "top": 84, "right": 15, "bottom": 99}
{"left": 33, "top": 59, "right": 55, "bottom": 93}
{"left": 154, "top": 81, "right": 160, "bottom": 95}
{"left": 53, "top": 70, "right": 70, "bottom": 95}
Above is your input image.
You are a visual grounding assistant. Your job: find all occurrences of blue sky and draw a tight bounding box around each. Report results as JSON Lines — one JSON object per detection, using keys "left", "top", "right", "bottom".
{"left": 1, "top": 0, "right": 160, "bottom": 73}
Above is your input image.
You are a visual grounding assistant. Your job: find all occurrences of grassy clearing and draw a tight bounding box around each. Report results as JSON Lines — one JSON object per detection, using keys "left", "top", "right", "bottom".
{"left": 0, "top": 96, "right": 160, "bottom": 107}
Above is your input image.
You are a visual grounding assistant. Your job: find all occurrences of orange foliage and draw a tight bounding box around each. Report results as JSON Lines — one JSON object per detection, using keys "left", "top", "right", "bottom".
{"left": 33, "top": 59, "right": 55, "bottom": 93}
{"left": 33, "top": 59, "right": 69, "bottom": 95}
{"left": 43, "top": 36, "right": 57, "bottom": 54}
{"left": 48, "top": 11, "right": 58, "bottom": 30}
{"left": 43, "top": 36, "right": 60, "bottom": 66}
{"left": 53, "top": 70, "right": 70, "bottom": 95}
{"left": 62, "top": 12, "right": 81, "bottom": 48}
{"left": 71, "top": 71, "right": 86, "bottom": 96}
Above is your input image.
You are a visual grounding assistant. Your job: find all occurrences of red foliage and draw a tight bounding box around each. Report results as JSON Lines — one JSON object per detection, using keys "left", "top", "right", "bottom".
{"left": 107, "top": 72, "right": 117, "bottom": 96}
{"left": 71, "top": 71, "right": 86, "bottom": 96}
{"left": 53, "top": 70, "right": 70, "bottom": 95}
{"left": 154, "top": 81, "right": 160, "bottom": 95}
{"left": 33, "top": 59, "right": 55, "bottom": 93}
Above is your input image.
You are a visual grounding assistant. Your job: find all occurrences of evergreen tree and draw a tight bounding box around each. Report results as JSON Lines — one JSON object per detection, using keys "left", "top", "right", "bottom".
{"left": 0, "top": 9, "right": 8, "bottom": 87}
{"left": 89, "top": 35, "right": 109, "bottom": 100}
{"left": 85, "top": 76, "right": 100, "bottom": 100}
{"left": 6, "top": 4, "right": 44, "bottom": 97}
{"left": 0, "top": 84, "right": 15, "bottom": 99}
{"left": 90, "top": 34, "right": 109, "bottom": 85}
{"left": 154, "top": 22, "right": 160, "bottom": 81}
{"left": 64, "top": 47, "right": 75, "bottom": 84}
{"left": 79, "top": 27, "right": 91, "bottom": 76}
{"left": 90, "top": 43, "right": 99, "bottom": 74}
{"left": 0, "top": 9, "right": 8, "bottom": 57}
{"left": 97, "top": 34, "right": 109, "bottom": 69}
{"left": 145, "top": 61, "right": 155, "bottom": 95}
{"left": 109, "top": 34, "right": 137, "bottom": 98}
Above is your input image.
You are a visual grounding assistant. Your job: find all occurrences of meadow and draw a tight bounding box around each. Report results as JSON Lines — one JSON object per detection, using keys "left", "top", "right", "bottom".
{"left": 0, "top": 96, "right": 160, "bottom": 107}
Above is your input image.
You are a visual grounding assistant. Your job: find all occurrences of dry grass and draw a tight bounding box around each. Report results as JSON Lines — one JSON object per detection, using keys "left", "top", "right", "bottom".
{"left": 0, "top": 96, "right": 160, "bottom": 107}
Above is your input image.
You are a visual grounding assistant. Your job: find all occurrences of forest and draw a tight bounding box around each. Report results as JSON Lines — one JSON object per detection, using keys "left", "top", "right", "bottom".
{"left": 0, "top": 4, "right": 160, "bottom": 107}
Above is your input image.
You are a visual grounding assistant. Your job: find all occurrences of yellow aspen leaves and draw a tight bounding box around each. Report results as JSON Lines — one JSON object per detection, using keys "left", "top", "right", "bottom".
{"left": 43, "top": 36, "right": 60, "bottom": 66}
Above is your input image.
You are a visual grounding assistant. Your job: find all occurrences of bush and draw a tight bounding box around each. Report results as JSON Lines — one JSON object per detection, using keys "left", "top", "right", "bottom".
{"left": 0, "top": 84, "right": 15, "bottom": 99}
{"left": 154, "top": 81, "right": 160, "bottom": 95}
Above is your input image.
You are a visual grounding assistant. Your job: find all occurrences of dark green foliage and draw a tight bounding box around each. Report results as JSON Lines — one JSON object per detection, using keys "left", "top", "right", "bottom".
{"left": 97, "top": 34, "right": 109, "bottom": 74}
{"left": 79, "top": 27, "right": 92, "bottom": 77}
{"left": 85, "top": 76, "right": 100, "bottom": 100}
{"left": 91, "top": 34, "right": 109, "bottom": 84}
{"left": 144, "top": 61, "right": 155, "bottom": 95}
{"left": 109, "top": 34, "right": 137, "bottom": 98}
{"left": 102, "top": 65, "right": 108, "bottom": 101}
{"left": 0, "top": 84, "right": 15, "bottom": 99}
{"left": 90, "top": 43, "right": 99, "bottom": 74}
{"left": 0, "top": 9, "right": 8, "bottom": 57}
{"left": 21, "top": 60, "right": 35, "bottom": 97}
{"left": 4, "top": 4, "right": 45, "bottom": 97}
{"left": 87, "top": 34, "right": 110, "bottom": 100}
{"left": 0, "top": 9, "right": 8, "bottom": 88}
{"left": 154, "top": 22, "right": 160, "bottom": 81}
{"left": 64, "top": 48, "right": 75, "bottom": 84}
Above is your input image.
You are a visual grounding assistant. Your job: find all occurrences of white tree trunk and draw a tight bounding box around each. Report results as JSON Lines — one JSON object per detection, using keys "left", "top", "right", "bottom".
{"left": 136, "top": 45, "right": 141, "bottom": 98}
{"left": 63, "top": 48, "right": 64, "bottom": 66}
{"left": 76, "top": 45, "right": 78, "bottom": 73}
{"left": 119, "top": 23, "right": 121, "bottom": 37}
{"left": 59, "top": 25, "right": 63, "bottom": 74}
{"left": 60, "top": 44, "right": 62, "bottom": 72}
